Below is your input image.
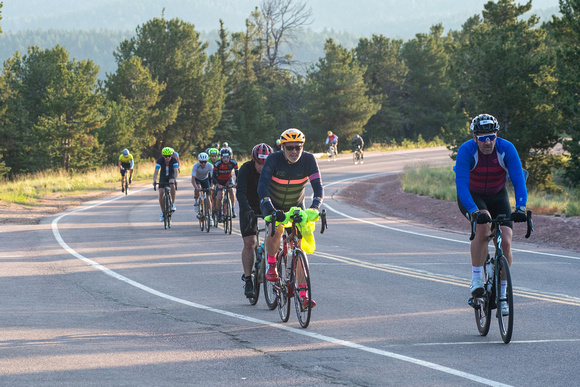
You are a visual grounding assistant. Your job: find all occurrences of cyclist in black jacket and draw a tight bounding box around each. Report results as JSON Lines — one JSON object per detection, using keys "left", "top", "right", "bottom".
{"left": 236, "top": 143, "right": 273, "bottom": 298}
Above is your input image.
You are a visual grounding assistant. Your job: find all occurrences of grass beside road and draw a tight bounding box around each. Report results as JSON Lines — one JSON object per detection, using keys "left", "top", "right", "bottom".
{"left": 401, "top": 164, "right": 580, "bottom": 217}
{"left": 0, "top": 164, "right": 156, "bottom": 206}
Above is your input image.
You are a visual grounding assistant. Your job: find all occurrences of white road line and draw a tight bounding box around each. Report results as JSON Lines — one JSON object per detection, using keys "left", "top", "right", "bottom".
{"left": 51, "top": 189, "right": 510, "bottom": 386}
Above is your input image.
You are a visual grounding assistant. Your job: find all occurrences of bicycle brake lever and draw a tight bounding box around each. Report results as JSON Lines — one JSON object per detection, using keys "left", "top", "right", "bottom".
{"left": 525, "top": 210, "right": 533, "bottom": 239}
{"left": 469, "top": 219, "right": 476, "bottom": 241}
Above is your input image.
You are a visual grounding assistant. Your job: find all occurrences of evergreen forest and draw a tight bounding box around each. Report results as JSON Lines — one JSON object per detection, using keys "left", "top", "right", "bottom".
{"left": 0, "top": 0, "right": 579, "bottom": 191}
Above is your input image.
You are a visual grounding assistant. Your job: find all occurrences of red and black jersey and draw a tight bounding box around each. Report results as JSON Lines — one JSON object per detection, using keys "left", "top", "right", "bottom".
{"left": 212, "top": 159, "right": 239, "bottom": 184}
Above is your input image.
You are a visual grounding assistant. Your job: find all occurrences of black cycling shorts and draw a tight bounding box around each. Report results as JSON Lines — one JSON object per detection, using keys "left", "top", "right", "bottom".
{"left": 457, "top": 185, "right": 513, "bottom": 229}
{"left": 158, "top": 176, "right": 175, "bottom": 189}
{"left": 239, "top": 209, "right": 261, "bottom": 238}
{"left": 120, "top": 163, "right": 131, "bottom": 175}
{"left": 195, "top": 177, "right": 211, "bottom": 190}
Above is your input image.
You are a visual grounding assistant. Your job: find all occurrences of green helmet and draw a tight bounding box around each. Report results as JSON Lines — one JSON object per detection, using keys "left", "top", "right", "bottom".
{"left": 162, "top": 147, "right": 173, "bottom": 156}
{"left": 208, "top": 148, "right": 219, "bottom": 156}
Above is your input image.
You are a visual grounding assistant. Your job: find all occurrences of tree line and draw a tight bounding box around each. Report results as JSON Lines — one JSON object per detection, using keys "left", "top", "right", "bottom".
{"left": 0, "top": 0, "right": 578, "bottom": 190}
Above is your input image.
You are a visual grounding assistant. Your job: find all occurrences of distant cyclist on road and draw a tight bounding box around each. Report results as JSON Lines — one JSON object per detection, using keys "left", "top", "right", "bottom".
{"left": 258, "top": 128, "right": 323, "bottom": 309}
{"left": 326, "top": 131, "right": 338, "bottom": 156}
{"left": 455, "top": 113, "right": 528, "bottom": 316}
{"left": 213, "top": 149, "right": 239, "bottom": 221}
{"left": 153, "top": 147, "right": 179, "bottom": 222}
{"left": 351, "top": 134, "right": 365, "bottom": 161}
{"left": 118, "top": 148, "right": 134, "bottom": 193}
{"left": 236, "top": 143, "right": 273, "bottom": 298}
{"left": 191, "top": 152, "right": 214, "bottom": 226}
{"left": 221, "top": 141, "right": 233, "bottom": 158}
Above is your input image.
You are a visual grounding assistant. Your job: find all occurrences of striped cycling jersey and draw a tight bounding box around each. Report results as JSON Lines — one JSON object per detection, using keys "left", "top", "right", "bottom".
{"left": 258, "top": 151, "right": 323, "bottom": 212}
{"left": 212, "top": 159, "right": 238, "bottom": 184}
{"left": 469, "top": 149, "right": 507, "bottom": 196}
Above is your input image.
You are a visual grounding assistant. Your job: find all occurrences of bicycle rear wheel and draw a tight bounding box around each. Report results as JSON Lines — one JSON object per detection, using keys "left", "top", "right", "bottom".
{"left": 497, "top": 255, "right": 514, "bottom": 343}
{"left": 263, "top": 250, "right": 279, "bottom": 310}
{"left": 204, "top": 197, "right": 211, "bottom": 232}
{"left": 277, "top": 252, "right": 291, "bottom": 322}
{"left": 474, "top": 295, "right": 492, "bottom": 336}
{"left": 293, "top": 250, "right": 312, "bottom": 328}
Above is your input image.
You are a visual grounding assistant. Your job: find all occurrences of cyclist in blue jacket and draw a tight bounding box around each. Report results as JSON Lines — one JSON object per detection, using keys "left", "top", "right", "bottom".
{"left": 455, "top": 113, "right": 528, "bottom": 315}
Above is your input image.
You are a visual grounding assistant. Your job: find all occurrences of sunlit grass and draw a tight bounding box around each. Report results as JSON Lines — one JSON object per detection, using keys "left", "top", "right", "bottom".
{"left": 401, "top": 165, "right": 580, "bottom": 217}
{"left": 0, "top": 163, "right": 156, "bottom": 206}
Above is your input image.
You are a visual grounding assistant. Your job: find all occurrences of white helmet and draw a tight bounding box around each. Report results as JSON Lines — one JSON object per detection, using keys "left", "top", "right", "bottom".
{"left": 197, "top": 152, "right": 209, "bottom": 162}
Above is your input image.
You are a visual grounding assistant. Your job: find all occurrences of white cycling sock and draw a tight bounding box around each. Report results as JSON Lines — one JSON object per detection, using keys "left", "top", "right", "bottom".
{"left": 472, "top": 266, "right": 483, "bottom": 280}
{"left": 501, "top": 280, "right": 507, "bottom": 296}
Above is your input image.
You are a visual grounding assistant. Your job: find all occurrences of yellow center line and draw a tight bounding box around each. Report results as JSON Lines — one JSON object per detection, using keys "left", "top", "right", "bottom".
{"left": 312, "top": 251, "right": 580, "bottom": 307}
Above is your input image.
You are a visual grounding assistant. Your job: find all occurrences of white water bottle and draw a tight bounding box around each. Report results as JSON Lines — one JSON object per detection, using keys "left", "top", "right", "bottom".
{"left": 486, "top": 258, "right": 494, "bottom": 292}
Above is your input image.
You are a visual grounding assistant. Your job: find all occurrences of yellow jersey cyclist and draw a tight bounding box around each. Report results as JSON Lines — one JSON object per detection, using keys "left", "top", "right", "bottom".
{"left": 118, "top": 148, "right": 134, "bottom": 193}
{"left": 258, "top": 128, "right": 324, "bottom": 309}
{"left": 191, "top": 152, "right": 214, "bottom": 226}
{"left": 153, "top": 147, "right": 179, "bottom": 222}
{"left": 455, "top": 113, "right": 528, "bottom": 315}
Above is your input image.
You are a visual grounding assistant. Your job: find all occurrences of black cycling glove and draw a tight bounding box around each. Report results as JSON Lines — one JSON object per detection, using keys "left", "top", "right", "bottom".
{"left": 510, "top": 207, "right": 527, "bottom": 223}
{"left": 270, "top": 209, "right": 286, "bottom": 222}
{"left": 471, "top": 210, "right": 491, "bottom": 224}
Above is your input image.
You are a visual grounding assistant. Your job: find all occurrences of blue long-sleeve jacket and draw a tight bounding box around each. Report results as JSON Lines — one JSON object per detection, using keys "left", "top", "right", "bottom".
{"left": 455, "top": 137, "right": 527, "bottom": 214}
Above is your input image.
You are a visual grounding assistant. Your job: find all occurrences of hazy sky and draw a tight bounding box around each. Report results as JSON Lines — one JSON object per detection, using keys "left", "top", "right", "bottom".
{"left": 2, "top": 0, "right": 562, "bottom": 38}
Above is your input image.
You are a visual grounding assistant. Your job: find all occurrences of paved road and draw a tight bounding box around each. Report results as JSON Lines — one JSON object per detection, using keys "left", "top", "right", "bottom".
{"left": 1, "top": 148, "right": 578, "bottom": 386}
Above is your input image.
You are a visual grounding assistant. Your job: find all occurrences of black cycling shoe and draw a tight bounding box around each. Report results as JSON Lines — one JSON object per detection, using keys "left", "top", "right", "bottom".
{"left": 243, "top": 277, "right": 255, "bottom": 298}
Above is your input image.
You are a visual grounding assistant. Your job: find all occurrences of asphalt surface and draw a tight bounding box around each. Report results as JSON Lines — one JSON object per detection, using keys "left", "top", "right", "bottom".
{"left": 1, "top": 148, "right": 579, "bottom": 386}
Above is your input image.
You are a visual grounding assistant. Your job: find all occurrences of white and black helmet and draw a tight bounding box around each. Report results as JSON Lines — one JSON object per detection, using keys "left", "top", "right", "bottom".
{"left": 470, "top": 114, "right": 500, "bottom": 134}
{"left": 197, "top": 152, "right": 209, "bottom": 162}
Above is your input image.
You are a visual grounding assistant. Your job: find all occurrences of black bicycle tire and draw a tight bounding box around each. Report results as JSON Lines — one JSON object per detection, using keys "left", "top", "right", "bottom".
{"left": 204, "top": 196, "right": 211, "bottom": 233}
{"left": 497, "top": 255, "right": 514, "bottom": 343}
{"left": 124, "top": 175, "right": 128, "bottom": 195}
{"left": 293, "top": 250, "right": 312, "bottom": 328}
{"left": 224, "top": 194, "right": 232, "bottom": 235}
{"left": 263, "top": 250, "right": 279, "bottom": 310}
{"left": 277, "top": 252, "right": 291, "bottom": 322}
{"left": 198, "top": 195, "right": 205, "bottom": 231}
{"left": 248, "top": 248, "right": 261, "bottom": 305}
{"left": 227, "top": 197, "right": 233, "bottom": 235}
{"left": 164, "top": 192, "right": 172, "bottom": 229}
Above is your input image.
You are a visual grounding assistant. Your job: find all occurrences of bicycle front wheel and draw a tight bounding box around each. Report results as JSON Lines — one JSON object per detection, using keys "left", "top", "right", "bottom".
{"left": 124, "top": 176, "right": 129, "bottom": 195}
{"left": 497, "top": 255, "right": 514, "bottom": 343}
{"left": 198, "top": 197, "right": 205, "bottom": 231}
{"left": 224, "top": 196, "right": 232, "bottom": 235}
{"left": 204, "top": 197, "right": 211, "bottom": 232}
{"left": 248, "top": 251, "right": 261, "bottom": 306}
{"left": 293, "top": 250, "right": 312, "bottom": 328}
{"left": 277, "top": 252, "right": 291, "bottom": 322}
{"left": 163, "top": 193, "right": 171, "bottom": 229}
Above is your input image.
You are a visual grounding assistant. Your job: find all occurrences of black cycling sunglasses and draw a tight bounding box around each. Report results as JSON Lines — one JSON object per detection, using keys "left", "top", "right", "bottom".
{"left": 163, "top": 155, "right": 171, "bottom": 158}
{"left": 285, "top": 145, "right": 303, "bottom": 151}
